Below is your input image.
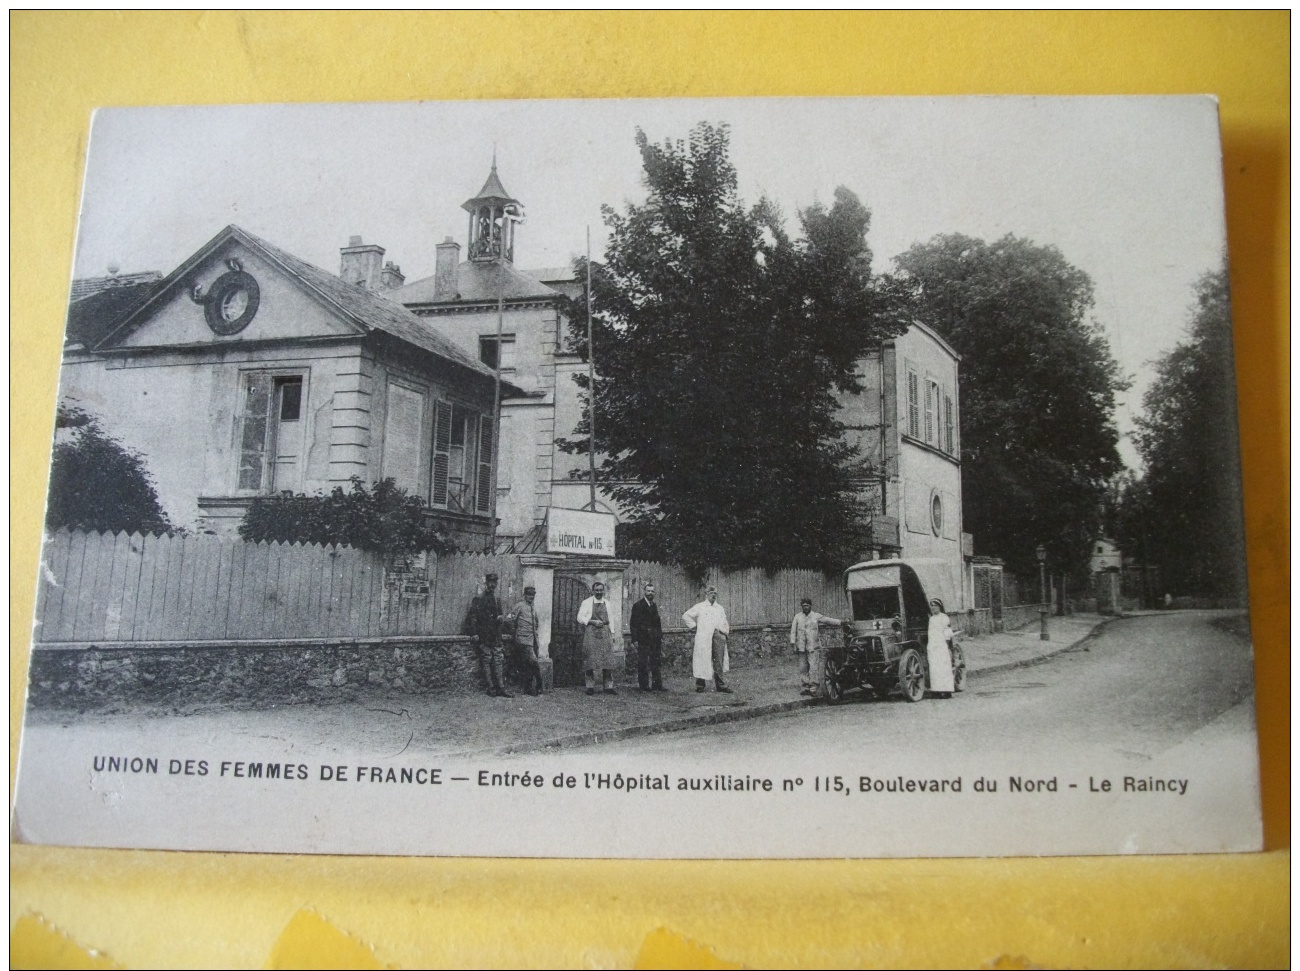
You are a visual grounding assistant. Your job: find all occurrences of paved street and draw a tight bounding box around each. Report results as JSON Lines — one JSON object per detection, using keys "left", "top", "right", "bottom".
{"left": 591, "top": 610, "right": 1257, "bottom": 763}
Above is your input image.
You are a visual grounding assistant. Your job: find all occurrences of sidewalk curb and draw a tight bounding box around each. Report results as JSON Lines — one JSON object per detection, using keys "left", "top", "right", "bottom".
{"left": 453, "top": 616, "right": 1118, "bottom": 760}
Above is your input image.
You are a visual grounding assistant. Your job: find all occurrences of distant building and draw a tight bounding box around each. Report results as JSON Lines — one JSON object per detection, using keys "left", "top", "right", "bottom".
{"left": 839, "top": 322, "right": 970, "bottom": 608}
{"left": 1091, "top": 537, "right": 1123, "bottom": 574}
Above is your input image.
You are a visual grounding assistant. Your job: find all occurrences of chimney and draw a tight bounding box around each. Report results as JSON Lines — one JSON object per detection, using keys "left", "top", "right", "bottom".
{"left": 380, "top": 260, "right": 405, "bottom": 291}
{"left": 433, "top": 237, "right": 461, "bottom": 301}
{"left": 339, "top": 235, "right": 385, "bottom": 290}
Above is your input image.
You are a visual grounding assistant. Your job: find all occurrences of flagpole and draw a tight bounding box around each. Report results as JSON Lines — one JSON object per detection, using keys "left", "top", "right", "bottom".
{"left": 586, "top": 226, "right": 596, "bottom": 512}
{"left": 489, "top": 250, "right": 503, "bottom": 553}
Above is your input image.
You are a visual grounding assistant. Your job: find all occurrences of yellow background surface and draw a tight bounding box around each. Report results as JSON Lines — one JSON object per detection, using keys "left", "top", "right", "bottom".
{"left": 10, "top": 12, "right": 1289, "bottom": 968}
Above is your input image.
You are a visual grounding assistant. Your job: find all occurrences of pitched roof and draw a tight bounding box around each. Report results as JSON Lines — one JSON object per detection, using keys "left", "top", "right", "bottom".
{"left": 69, "top": 270, "right": 163, "bottom": 301}
{"left": 239, "top": 229, "right": 497, "bottom": 379}
{"left": 65, "top": 278, "right": 161, "bottom": 347}
{"left": 393, "top": 258, "right": 563, "bottom": 306}
{"left": 463, "top": 163, "right": 518, "bottom": 208}
{"left": 97, "top": 225, "right": 502, "bottom": 385}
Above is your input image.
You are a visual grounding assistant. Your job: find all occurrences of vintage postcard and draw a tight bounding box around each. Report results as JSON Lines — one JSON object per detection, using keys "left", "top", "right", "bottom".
{"left": 12, "top": 97, "right": 1261, "bottom": 858}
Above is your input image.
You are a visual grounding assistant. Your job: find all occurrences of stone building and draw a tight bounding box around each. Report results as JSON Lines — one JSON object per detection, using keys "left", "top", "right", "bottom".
{"left": 839, "top": 321, "right": 971, "bottom": 608}
{"left": 59, "top": 224, "right": 513, "bottom": 546}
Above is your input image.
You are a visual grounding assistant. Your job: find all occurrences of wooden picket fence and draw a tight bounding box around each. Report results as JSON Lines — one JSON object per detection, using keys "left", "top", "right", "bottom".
{"left": 622, "top": 560, "right": 845, "bottom": 629}
{"left": 32, "top": 530, "right": 850, "bottom": 645}
{"left": 33, "top": 529, "right": 522, "bottom": 644}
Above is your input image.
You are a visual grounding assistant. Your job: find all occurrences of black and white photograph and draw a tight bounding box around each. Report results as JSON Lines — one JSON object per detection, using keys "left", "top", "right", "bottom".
{"left": 12, "top": 96, "right": 1261, "bottom": 858}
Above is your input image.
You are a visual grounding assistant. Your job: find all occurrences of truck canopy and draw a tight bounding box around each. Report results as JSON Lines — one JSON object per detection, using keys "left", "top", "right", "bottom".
{"left": 843, "top": 558, "right": 961, "bottom": 612}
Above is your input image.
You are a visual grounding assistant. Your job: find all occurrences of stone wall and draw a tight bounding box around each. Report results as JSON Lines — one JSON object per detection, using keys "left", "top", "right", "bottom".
{"left": 26, "top": 637, "right": 494, "bottom": 712}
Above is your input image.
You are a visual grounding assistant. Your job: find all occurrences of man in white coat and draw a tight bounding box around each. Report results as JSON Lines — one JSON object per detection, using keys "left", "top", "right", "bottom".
{"left": 683, "top": 586, "right": 731, "bottom": 694}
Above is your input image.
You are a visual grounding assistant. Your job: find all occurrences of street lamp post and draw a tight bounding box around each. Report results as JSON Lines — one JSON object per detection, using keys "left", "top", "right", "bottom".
{"left": 1036, "top": 543, "right": 1050, "bottom": 641}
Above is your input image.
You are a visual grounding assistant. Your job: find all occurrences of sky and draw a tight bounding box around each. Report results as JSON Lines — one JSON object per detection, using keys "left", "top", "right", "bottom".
{"left": 73, "top": 97, "right": 1231, "bottom": 469}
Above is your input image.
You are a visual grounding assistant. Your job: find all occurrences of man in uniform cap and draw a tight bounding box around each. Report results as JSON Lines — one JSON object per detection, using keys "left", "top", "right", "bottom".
{"left": 468, "top": 573, "right": 510, "bottom": 697}
{"left": 505, "top": 585, "right": 545, "bottom": 696}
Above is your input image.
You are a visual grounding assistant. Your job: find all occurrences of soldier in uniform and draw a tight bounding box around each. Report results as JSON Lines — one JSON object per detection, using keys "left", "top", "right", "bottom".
{"left": 505, "top": 585, "right": 545, "bottom": 696}
{"left": 468, "top": 573, "right": 511, "bottom": 698}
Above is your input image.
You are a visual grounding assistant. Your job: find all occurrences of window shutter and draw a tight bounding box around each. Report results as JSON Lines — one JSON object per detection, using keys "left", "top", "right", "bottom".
{"left": 944, "top": 394, "right": 955, "bottom": 454}
{"left": 382, "top": 383, "right": 425, "bottom": 496}
{"left": 431, "top": 400, "right": 451, "bottom": 506}
{"left": 907, "top": 371, "right": 919, "bottom": 438}
{"left": 925, "top": 380, "right": 938, "bottom": 445}
{"left": 476, "top": 415, "right": 494, "bottom": 514}
{"left": 238, "top": 372, "right": 274, "bottom": 491}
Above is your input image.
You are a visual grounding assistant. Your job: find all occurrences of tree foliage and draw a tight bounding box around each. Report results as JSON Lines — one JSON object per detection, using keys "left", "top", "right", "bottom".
{"left": 1129, "top": 265, "right": 1246, "bottom": 599}
{"left": 562, "top": 122, "right": 904, "bottom": 575}
{"left": 46, "top": 405, "right": 174, "bottom": 535}
{"left": 239, "top": 477, "right": 456, "bottom": 558}
{"left": 892, "top": 235, "right": 1125, "bottom": 576}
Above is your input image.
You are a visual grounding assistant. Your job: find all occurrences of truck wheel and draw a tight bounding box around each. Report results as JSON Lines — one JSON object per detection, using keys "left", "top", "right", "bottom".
{"left": 952, "top": 643, "right": 967, "bottom": 693}
{"left": 822, "top": 654, "right": 844, "bottom": 704}
{"left": 898, "top": 648, "right": 925, "bottom": 702}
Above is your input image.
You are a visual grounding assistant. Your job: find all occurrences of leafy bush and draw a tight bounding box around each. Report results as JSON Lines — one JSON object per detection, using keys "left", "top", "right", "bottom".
{"left": 238, "top": 477, "right": 455, "bottom": 557}
{"left": 46, "top": 405, "right": 174, "bottom": 535}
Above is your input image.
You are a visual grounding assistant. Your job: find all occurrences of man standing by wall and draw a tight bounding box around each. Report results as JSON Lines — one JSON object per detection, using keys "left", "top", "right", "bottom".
{"left": 789, "top": 596, "right": 844, "bottom": 698}
{"left": 629, "top": 581, "right": 664, "bottom": 692}
{"left": 684, "top": 586, "right": 731, "bottom": 694}
{"left": 577, "top": 581, "right": 617, "bottom": 696}
{"left": 469, "top": 573, "right": 510, "bottom": 698}
{"left": 506, "top": 585, "right": 545, "bottom": 696}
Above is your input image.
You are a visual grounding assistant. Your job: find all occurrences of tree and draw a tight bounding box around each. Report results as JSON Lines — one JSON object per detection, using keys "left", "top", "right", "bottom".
{"left": 238, "top": 477, "right": 455, "bottom": 558}
{"left": 562, "top": 122, "right": 904, "bottom": 575}
{"left": 1131, "top": 265, "right": 1246, "bottom": 599}
{"left": 45, "top": 405, "right": 174, "bottom": 535}
{"left": 892, "top": 235, "right": 1125, "bottom": 576}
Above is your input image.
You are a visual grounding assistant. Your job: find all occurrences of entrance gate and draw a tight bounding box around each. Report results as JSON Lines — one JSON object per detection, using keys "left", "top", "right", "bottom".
{"left": 550, "top": 575, "right": 590, "bottom": 687}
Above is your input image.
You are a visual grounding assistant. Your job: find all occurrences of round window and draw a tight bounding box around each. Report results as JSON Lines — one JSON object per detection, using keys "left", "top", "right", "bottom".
{"left": 203, "top": 270, "right": 260, "bottom": 335}
{"left": 930, "top": 492, "right": 944, "bottom": 536}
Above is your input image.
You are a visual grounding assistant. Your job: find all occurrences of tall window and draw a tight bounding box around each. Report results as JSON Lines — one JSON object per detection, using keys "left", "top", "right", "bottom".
{"left": 925, "top": 378, "right": 939, "bottom": 445}
{"left": 237, "top": 373, "right": 303, "bottom": 493}
{"left": 478, "top": 335, "right": 517, "bottom": 374}
{"left": 907, "top": 370, "right": 920, "bottom": 439}
{"left": 431, "top": 401, "right": 494, "bottom": 515}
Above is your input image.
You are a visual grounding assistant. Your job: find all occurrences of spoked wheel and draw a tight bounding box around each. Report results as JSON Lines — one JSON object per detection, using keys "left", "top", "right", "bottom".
{"left": 951, "top": 643, "right": 967, "bottom": 693}
{"left": 897, "top": 648, "right": 926, "bottom": 702}
{"left": 822, "top": 653, "right": 845, "bottom": 704}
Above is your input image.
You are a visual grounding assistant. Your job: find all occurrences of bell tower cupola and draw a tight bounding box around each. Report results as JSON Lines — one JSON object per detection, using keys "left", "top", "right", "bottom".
{"left": 462, "top": 156, "right": 524, "bottom": 263}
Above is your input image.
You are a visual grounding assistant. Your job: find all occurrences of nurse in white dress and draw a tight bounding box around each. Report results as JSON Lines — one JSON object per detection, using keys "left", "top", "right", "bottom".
{"left": 926, "top": 597, "right": 956, "bottom": 697}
